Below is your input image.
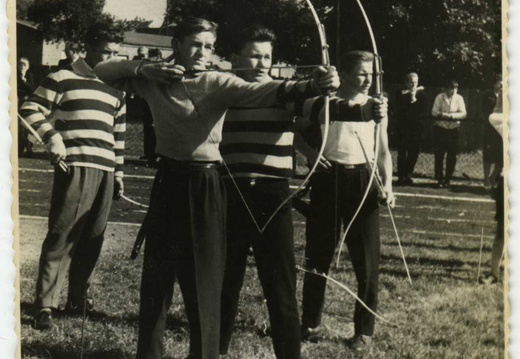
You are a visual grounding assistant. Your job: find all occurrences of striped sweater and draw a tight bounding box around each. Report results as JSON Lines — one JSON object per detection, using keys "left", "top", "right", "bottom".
{"left": 220, "top": 105, "right": 295, "bottom": 179}
{"left": 220, "top": 94, "right": 372, "bottom": 179}
{"left": 20, "top": 59, "right": 126, "bottom": 176}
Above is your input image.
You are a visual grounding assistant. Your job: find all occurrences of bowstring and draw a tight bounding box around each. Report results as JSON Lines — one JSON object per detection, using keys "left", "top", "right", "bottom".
{"left": 180, "top": 79, "right": 264, "bottom": 234}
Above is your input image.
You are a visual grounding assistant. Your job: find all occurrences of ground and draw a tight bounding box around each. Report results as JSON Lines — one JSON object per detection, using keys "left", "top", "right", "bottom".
{"left": 16, "top": 157, "right": 505, "bottom": 359}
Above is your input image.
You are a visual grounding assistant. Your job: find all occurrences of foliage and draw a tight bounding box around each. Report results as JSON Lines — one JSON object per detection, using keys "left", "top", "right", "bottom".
{"left": 116, "top": 17, "right": 153, "bottom": 32}
{"left": 26, "top": 0, "right": 107, "bottom": 43}
{"left": 16, "top": 0, "right": 34, "bottom": 20}
{"left": 165, "top": 0, "right": 501, "bottom": 89}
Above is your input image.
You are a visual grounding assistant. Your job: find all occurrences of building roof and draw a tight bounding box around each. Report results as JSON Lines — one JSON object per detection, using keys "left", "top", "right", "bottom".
{"left": 17, "top": 19, "right": 39, "bottom": 30}
{"left": 123, "top": 31, "right": 172, "bottom": 49}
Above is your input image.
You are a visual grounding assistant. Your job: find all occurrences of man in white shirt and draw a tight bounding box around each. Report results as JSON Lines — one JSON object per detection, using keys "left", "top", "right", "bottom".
{"left": 431, "top": 80, "right": 467, "bottom": 187}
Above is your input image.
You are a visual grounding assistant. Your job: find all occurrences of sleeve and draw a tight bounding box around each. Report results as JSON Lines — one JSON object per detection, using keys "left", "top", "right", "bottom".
{"left": 94, "top": 58, "right": 150, "bottom": 97}
{"left": 450, "top": 95, "right": 467, "bottom": 120}
{"left": 19, "top": 72, "right": 64, "bottom": 142}
{"left": 216, "top": 74, "right": 319, "bottom": 108}
{"left": 113, "top": 94, "right": 126, "bottom": 177}
{"left": 431, "top": 94, "right": 443, "bottom": 118}
{"left": 293, "top": 96, "right": 367, "bottom": 123}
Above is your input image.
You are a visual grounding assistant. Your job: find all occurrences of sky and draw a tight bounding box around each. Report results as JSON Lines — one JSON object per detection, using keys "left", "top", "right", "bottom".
{"left": 104, "top": 0, "right": 167, "bottom": 27}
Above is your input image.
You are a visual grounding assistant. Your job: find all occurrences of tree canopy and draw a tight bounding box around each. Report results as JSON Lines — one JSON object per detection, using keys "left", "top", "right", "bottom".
{"left": 17, "top": 0, "right": 502, "bottom": 89}
{"left": 21, "top": 0, "right": 151, "bottom": 44}
{"left": 166, "top": 0, "right": 501, "bottom": 88}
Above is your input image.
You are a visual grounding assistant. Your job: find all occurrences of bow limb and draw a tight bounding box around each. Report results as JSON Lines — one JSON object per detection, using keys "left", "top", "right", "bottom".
{"left": 260, "top": 0, "right": 331, "bottom": 233}
{"left": 335, "top": 0, "right": 381, "bottom": 267}
{"left": 354, "top": 132, "right": 413, "bottom": 285}
{"left": 296, "top": 266, "right": 397, "bottom": 326}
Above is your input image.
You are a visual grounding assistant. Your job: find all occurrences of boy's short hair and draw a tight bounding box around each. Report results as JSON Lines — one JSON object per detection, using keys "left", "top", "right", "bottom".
{"left": 340, "top": 51, "right": 374, "bottom": 74}
{"left": 231, "top": 24, "right": 276, "bottom": 54}
{"left": 173, "top": 17, "right": 218, "bottom": 42}
{"left": 405, "top": 72, "right": 418, "bottom": 82}
{"left": 84, "top": 17, "right": 124, "bottom": 49}
{"left": 445, "top": 80, "right": 459, "bottom": 89}
{"left": 65, "top": 42, "right": 83, "bottom": 53}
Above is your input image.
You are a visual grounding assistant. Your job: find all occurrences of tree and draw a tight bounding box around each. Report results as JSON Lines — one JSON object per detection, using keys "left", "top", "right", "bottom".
{"left": 117, "top": 17, "right": 153, "bottom": 32}
{"left": 165, "top": 0, "right": 501, "bottom": 88}
{"left": 26, "top": 0, "right": 107, "bottom": 43}
{"left": 16, "top": 0, "right": 35, "bottom": 20}
{"left": 332, "top": 0, "right": 502, "bottom": 88}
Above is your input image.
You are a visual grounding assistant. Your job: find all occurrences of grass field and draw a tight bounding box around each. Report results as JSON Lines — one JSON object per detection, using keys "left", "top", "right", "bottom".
{"left": 16, "top": 157, "right": 505, "bottom": 359}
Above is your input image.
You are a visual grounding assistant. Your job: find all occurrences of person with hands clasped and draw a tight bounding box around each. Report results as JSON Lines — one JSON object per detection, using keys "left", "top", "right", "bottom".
{"left": 20, "top": 20, "right": 126, "bottom": 330}
{"left": 94, "top": 17, "right": 339, "bottom": 359}
{"left": 431, "top": 80, "right": 467, "bottom": 188}
{"left": 298, "top": 51, "right": 393, "bottom": 354}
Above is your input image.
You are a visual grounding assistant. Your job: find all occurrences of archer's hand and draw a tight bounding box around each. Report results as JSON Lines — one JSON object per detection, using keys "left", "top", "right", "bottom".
{"left": 380, "top": 188, "right": 395, "bottom": 208}
{"left": 363, "top": 97, "right": 388, "bottom": 123}
{"left": 312, "top": 66, "right": 340, "bottom": 94}
{"left": 137, "top": 62, "right": 186, "bottom": 84}
{"left": 47, "top": 134, "right": 67, "bottom": 165}
{"left": 113, "top": 177, "right": 124, "bottom": 200}
{"left": 309, "top": 154, "right": 332, "bottom": 172}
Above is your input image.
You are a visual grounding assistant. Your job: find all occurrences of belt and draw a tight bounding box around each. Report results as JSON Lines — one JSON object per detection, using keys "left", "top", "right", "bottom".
{"left": 330, "top": 161, "right": 367, "bottom": 170}
{"left": 160, "top": 156, "right": 220, "bottom": 169}
{"left": 228, "top": 177, "right": 286, "bottom": 187}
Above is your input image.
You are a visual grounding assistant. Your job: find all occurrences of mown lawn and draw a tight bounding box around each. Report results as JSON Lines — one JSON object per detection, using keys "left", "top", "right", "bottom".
{"left": 17, "top": 159, "right": 504, "bottom": 359}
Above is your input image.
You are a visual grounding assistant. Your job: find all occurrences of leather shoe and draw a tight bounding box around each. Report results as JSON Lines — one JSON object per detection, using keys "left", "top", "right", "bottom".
{"left": 350, "top": 334, "right": 372, "bottom": 353}
{"left": 63, "top": 298, "right": 94, "bottom": 315}
{"left": 34, "top": 309, "right": 53, "bottom": 330}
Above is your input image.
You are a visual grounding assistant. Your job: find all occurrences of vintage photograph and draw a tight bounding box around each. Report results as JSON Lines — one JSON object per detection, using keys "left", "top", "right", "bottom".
{"left": 12, "top": 0, "right": 506, "bottom": 358}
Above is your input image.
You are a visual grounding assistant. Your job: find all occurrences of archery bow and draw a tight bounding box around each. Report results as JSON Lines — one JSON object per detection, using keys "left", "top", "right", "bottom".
{"left": 297, "top": 266, "right": 396, "bottom": 326}
{"left": 259, "top": 0, "right": 331, "bottom": 233}
{"left": 354, "top": 131, "right": 413, "bottom": 285}
{"left": 335, "top": 0, "right": 383, "bottom": 267}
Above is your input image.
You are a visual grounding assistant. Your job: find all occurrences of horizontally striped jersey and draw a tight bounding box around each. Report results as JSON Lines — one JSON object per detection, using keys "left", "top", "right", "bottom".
{"left": 220, "top": 104, "right": 295, "bottom": 179}
{"left": 20, "top": 59, "right": 126, "bottom": 176}
{"left": 220, "top": 91, "right": 376, "bottom": 179}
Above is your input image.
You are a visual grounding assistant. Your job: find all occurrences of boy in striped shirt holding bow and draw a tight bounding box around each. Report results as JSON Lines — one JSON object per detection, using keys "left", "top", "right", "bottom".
{"left": 20, "top": 20, "right": 126, "bottom": 330}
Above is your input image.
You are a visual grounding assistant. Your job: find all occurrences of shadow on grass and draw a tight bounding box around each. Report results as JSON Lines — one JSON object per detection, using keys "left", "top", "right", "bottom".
{"left": 22, "top": 343, "right": 132, "bottom": 359}
{"left": 20, "top": 300, "right": 142, "bottom": 326}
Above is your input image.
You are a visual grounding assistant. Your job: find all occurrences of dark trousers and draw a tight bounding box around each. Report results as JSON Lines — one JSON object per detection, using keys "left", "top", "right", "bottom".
{"left": 397, "top": 126, "right": 422, "bottom": 180}
{"left": 220, "top": 178, "right": 300, "bottom": 359}
{"left": 35, "top": 167, "right": 114, "bottom": 308}
{"left": 433, "top": 126, "right": 459, "bottom": 182}
{"left": 301, "top": 166, "right": 380, "bottom": 336}
{"left": 136, "top": 162, "right": 226, "bottom": 359}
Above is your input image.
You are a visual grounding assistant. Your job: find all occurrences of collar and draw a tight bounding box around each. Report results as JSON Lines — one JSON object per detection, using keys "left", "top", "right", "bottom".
{"left": 70, "top": 58, "right": 97, "bottom": 78}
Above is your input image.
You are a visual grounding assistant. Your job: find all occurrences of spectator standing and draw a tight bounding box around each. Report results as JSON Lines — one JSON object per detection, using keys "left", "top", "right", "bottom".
{"left": 431, "top": 80, "right": 467, "bottom": 188}
{"left": 57, "top": 42, "right": 82, "bottom": 69}
{"left": 133, "top": 46, "right": 149, "bottom": 60}
{"left": 148, "top": 48, "right": 163, "bottom": 61}
{"left": 482, "top": 75, "right": 503, "bottom": 188}
{"left": 17, "top": 56, "right": 35, "bottom": 156}
{"left": 20, "top": 21, "right": 126, "bottom": 330}
{"left": 480, "top": 87, "right": 504, "bottom": 285}
{"left": 395, "top": 72, "right": 427, "bottom": 185}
